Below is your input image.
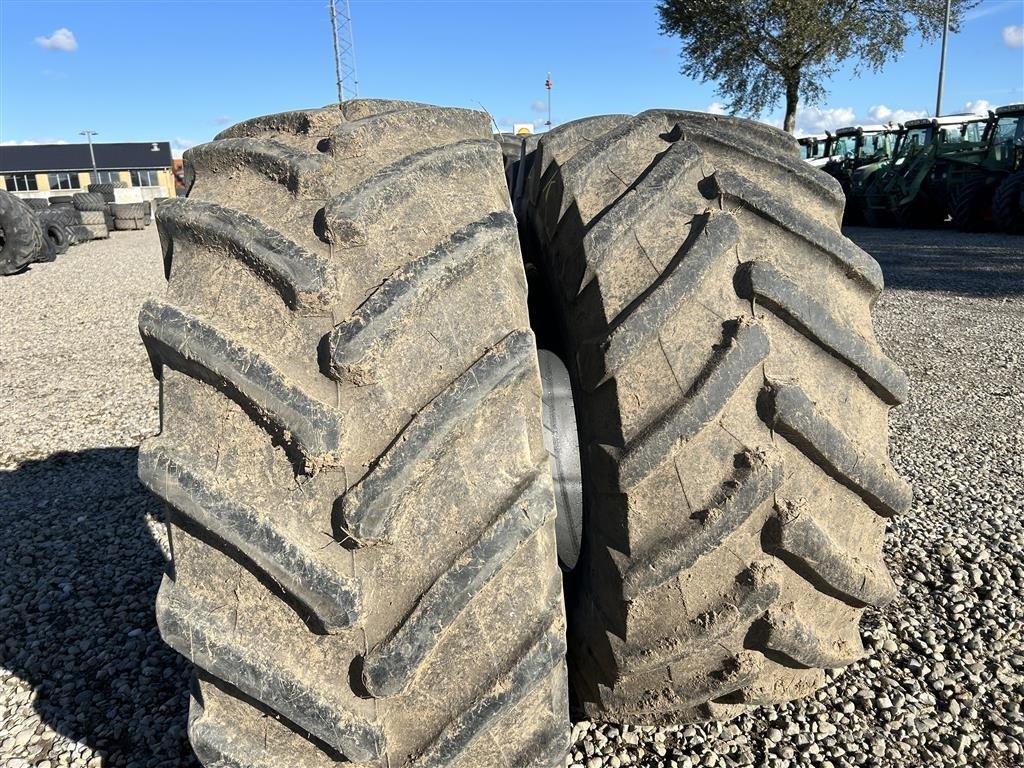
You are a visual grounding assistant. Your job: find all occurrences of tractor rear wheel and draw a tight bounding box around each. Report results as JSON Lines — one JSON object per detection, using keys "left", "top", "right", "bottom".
{"left": 525, "top": 110, "right": 910, "bottom": 724}
{"left": 140, "top": 100, "right": 569, "bottom": 768}
{"left": 950, "top": 176, "right": 991, "bottom": 232}
{"left": 993, "top": 171, "right": 1024, "bottom": 234}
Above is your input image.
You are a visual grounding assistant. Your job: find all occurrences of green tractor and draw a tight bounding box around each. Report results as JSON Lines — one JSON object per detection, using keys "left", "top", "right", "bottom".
{"left": 862, "top": 113, "right": 988, "bottom": 227}
{"left": 945, "top": 104, "right": 1024, "bottom": 232}
{"left": 821, "top": 124, "right": 899, "bottom": 223}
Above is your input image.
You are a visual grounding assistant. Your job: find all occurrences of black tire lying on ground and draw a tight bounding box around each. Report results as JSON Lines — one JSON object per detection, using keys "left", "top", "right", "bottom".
{"left": 1, "top": 190, "right": 45, "bottom": 275}
{"left": 25, "top": 198, "right": 50, "bottom": 211}
{"left": 79, "top": 210, "right": 107, "bottom": 226}
{"left": 49, "top": 202, "right": 80, "bottom": 219}
{"left": 111, "top": 202, "right": 147, "bottom": 218}
{"left": 68, "top": 224, "right": 92, "bottom": 244}
{"left": 48, "top": 195, "right": 74, "bottom": 206}
{"left": 113, "top": 217, "right": 145, "bottom": 231}
{"left": 82, "top": 222, "right": 109, "bottom": 240}
{"left": 139, "top": 100, "right": 569, "bottom": 767}
{"left": 36, "top": 208, "right": 72, "bottom": 260}
{"left": 73, "top": 192, "right": 108, "bottom": 212}
{"left": 523, "top": 110, "right": 910, "bottom": 724}
{"left": 45, "top": 206, "right": 87, "bottom": 245}
{"left": 992, "top": 170, "right": 1024, "bottom": 234}
{"left": 88, "top": 183, "right": 118, "bottom": 202}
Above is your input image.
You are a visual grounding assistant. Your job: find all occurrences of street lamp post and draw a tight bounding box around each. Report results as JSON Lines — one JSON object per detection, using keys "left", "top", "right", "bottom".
{"left": 935, "top": 0, "right": 952, "bottom": 117}
{"left": 79, "top": 130, "right": 98, "bottom": 183}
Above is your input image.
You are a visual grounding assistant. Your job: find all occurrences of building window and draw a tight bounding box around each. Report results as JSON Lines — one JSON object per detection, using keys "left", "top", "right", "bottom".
{"left": 47, "top": 172, "right": 81, "bottom": 190}
{"left": 95, "top": 170, "right": 123, "bottom": 184}
{"left": 130, "top": 169, "right": 162, "bottom": 186}
{"left": 4, "top": 173, "right": 38, "bottom": 192}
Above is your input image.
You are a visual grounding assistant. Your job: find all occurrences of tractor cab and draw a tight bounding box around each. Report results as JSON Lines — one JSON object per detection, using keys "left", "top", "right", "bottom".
{"left": 798, "top": 133, "right": 834, "bottom": 167}
{"left": 985, "top": 104, "right": 1024, "bottom": 168}
{"left": 824, "top": 124, "right": 900, "bottom": 223}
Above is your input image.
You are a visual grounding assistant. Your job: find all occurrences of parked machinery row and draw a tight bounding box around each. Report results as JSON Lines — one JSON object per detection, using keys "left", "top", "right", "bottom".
{"left": 0, "top": 184, "right": 155, "bottom": 275}
{"left": 800, "top": 104, "right": 1024, "bottom": 233}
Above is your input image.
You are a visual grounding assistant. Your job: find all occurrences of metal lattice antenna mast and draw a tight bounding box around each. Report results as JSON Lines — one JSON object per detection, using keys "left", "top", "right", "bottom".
{"left": 329, "top": 0, "right": 344, "bottom": 104}
{"left": 329, "top": 0, "right": 359, "bottom": 103}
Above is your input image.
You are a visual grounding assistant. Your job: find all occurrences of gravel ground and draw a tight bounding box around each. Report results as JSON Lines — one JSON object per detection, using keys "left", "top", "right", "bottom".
{"left": 1, "top": 225, "right": 1021, "bottom": 767}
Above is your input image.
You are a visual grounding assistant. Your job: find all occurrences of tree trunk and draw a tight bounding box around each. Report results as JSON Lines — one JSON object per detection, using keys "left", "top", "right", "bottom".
{"left": 783, "top": 78, "right": 799, "bottom": 134}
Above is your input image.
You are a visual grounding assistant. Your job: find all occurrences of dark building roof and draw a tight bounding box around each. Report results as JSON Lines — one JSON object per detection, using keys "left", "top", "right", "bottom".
{"left": 0, "top": 142, "right": 173, "bottom": 173}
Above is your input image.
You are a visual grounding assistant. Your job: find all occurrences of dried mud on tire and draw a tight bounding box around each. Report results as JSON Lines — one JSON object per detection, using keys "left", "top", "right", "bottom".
{"left": 140, "top": 100, "right": 569, "bottom": 768}
{"left": 523, "top": 110, "right": 910, "bottom": 724}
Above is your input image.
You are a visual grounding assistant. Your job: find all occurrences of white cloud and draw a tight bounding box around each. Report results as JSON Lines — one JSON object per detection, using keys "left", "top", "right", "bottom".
{"left": 171, "top": 138, "right": 198, "bottom": 159}
{"left": 1, "top": 139, "right": 69, "bottom": 146}
{"left": 705, "top": 102, "right": 728, "bottom": 115}
{"left": 965, "top": 99, "right": 991, "bottom": 115}
{"left": 868, "top": 105, "right": 928, "bottom": 124}
{"left": 1002, "top": 25, "right": 1024, "bottom": 48}
{"left": 796, "top": 106, "right": 856, "bottom": 135}
{"left": 34, "top": 28, "right": 77, "bottom": 52}
{"left": 531, "top": 100, "right": 546, "bottom": 113}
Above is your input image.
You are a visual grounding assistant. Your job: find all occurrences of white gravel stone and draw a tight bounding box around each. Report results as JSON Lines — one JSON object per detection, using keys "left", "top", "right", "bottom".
{"left": 1, "top": 225, "right": 1021, "bottom": 767}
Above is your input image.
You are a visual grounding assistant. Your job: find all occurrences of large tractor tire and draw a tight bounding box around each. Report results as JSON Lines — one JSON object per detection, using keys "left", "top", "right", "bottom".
{"left": 88, "top": 183, "right": 118, "bottom": 202}
{"left": 111, "top": 202, "right": 148, "bottom": 218}
{"left": 1, "top": 190, "right": 45, "bottom": 274}
{"left": 896, "top": 180, "right": 946, "bottom": 229}
{"left": 949, "top": 176, "right": 991, "bottom": 232}
{"left": 863, "top": 205, "right": 897, "bottom": 228}
{"left": 37, "top": 208, "right": 73, "bottom": 260}
{"left": 113, "top": 216, "right": 145, "bottom": 231}
{"left": 992, "top": 170, "right": 1024, "bottom": 234}
{"left": 524, "top": 111, "right": 910, "bottom": 724}
{"left": 73, "top": 192, "right": 108, "bottom": 211}
{"left": 139, "top": 100, "right": 569, "bottom": 768}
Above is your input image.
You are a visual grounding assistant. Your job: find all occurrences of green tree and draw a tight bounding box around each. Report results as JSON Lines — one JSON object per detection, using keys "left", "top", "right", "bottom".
{"left": 656, "top": 0, "right": 977, "bottom": 133}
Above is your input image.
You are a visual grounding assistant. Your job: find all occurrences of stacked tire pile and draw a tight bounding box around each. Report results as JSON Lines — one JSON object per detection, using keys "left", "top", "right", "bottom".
{"left": 1, "top": 191, "right": 44, "bottom": 274}
{"left": 88, "top": 181, "right": 122, "bottom": 230}
{"left": 110, "top": 202, "right": 149, "bottom": 231}
{"left": 138, "top": 100, "right": 909, "bottom": 768}
{"left": 1, "top": 181, "right": 157, "bottom": 275}
{"left": 1, "top": 191, "right": 63, "bottom": 274}
{"left": 47, "top": 194, "right": 90, "bottom": 245}
{"left": 22, "top": 197, "right": 72, "bottom": 259}
{"left": 72, "top": 192, "right": 109, "bottom": 240}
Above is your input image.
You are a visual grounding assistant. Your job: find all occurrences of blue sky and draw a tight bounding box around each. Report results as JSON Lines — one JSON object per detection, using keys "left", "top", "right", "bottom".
{"left": 1, "top": 0, "right": 1022, "bottom": 155}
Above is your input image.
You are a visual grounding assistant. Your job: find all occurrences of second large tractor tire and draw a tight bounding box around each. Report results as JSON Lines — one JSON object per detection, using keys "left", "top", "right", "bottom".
{"left": 0, "top": 190, "right": 44, "bottom": 274}
{"left": 992, "top": 170, "right": 1024, "bottom": 234}
{"left": 139, "top": 100, "right": 569, "bottom": 768}
{"left": 525, "top": 110, "right": 911, "bottom": 724}
{"left": 949, "top": 176, "right": 991, "bottom": 232}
